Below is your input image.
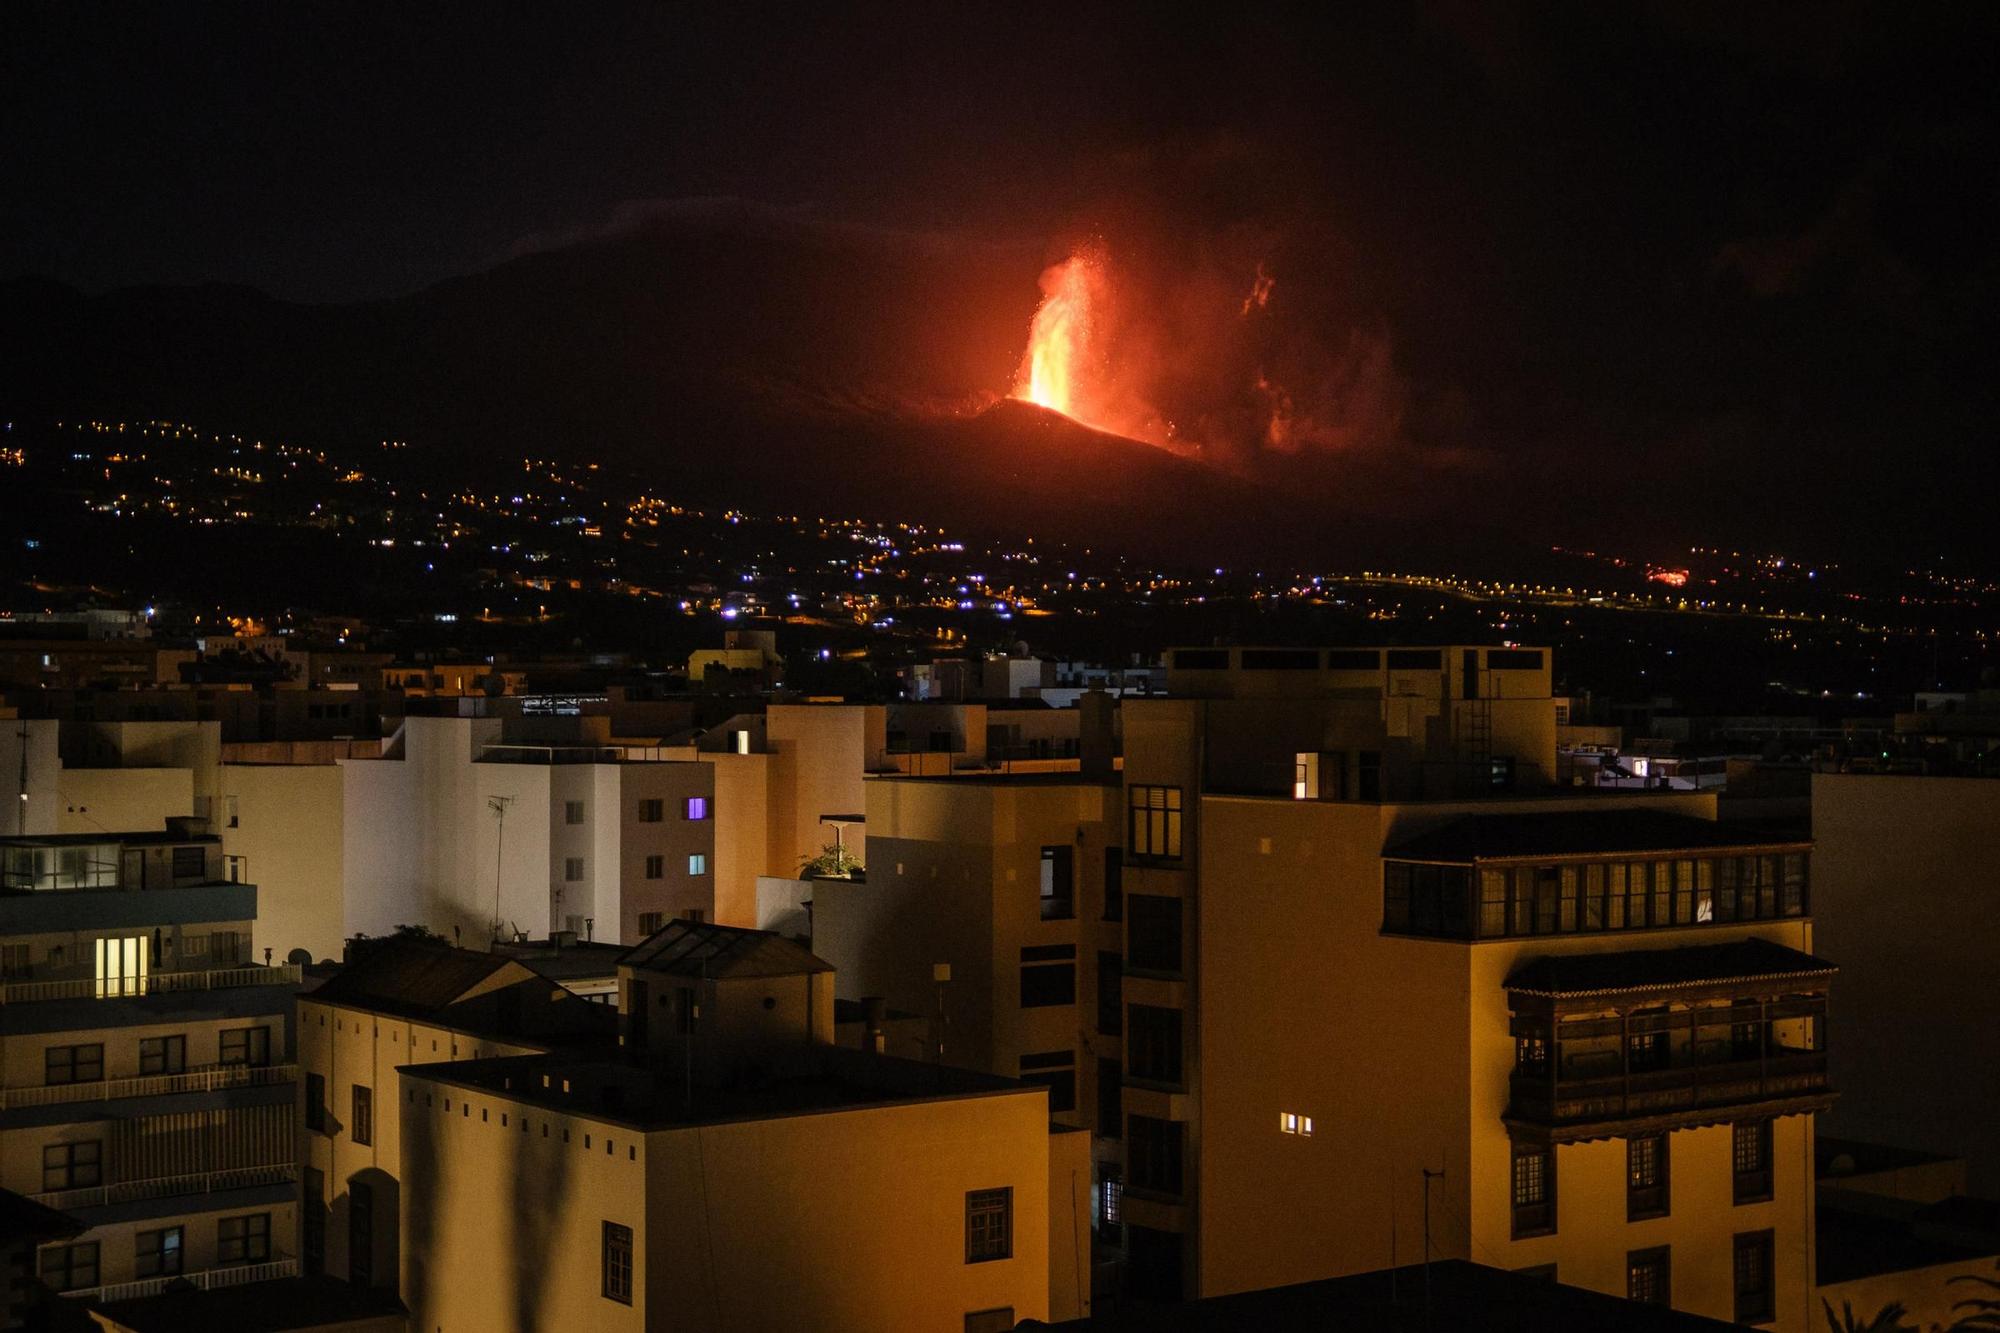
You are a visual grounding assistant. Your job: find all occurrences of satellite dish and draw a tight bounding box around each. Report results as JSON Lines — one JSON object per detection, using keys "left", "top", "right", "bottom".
{"left": 286, "top": 948, "right": 312, "bottom": 966}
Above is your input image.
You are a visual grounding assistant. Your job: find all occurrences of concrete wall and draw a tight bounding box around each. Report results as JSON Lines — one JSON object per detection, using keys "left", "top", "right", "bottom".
{"left": 223, "top": 762, "right": 345, "bottom": 963}
{"left": 55, "top": 768, "right": 192, "bottom": 835}
{"left": 1813, "top": 772, "right": 2000, "bottom": 1194}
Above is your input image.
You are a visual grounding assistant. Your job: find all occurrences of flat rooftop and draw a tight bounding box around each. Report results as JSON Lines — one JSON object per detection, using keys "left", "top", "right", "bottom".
{"left": 402, "top": 1045, "right": 1033, "bottom": 1131}
{"left": 1386, "top": 809, "right": 1809, "bottom": 862}
{"left": 869, "top": 770, "right": 1116, "bottom": 787}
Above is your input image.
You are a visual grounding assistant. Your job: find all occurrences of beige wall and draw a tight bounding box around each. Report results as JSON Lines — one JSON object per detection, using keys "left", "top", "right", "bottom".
{"left": 1813, "top": 773, "right": 2000, "bottom": 1193}
{"left": 54, "top": 768, "right": 192, "bottom": 835}
{"left": 223, "top": 762, "right": 345, "bottom": 963}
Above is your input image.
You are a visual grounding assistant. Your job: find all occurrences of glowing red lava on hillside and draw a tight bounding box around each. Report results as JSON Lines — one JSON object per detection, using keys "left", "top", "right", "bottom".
{"left": 1013, "top": 250, "right": 1105, "bottom": 422}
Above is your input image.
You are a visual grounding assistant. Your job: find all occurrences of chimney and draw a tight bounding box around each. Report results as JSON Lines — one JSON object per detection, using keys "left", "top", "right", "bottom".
{"left": 860, "top": 995, "right": 888, "bottom": 1055}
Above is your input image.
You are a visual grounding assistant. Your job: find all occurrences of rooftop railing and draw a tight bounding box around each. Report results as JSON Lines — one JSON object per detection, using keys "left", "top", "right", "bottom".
{"left": 0, "top": 1061, "right": 297, "bottom": 1110}
{"left": 0, "top": 963, "right": 299, "bottom": 1005}
{"left": 66, "top": 1256, "right": 298, "bottom": 1305}
{"left": 32, "top": 1161, "right": 296, "bottom": 1211}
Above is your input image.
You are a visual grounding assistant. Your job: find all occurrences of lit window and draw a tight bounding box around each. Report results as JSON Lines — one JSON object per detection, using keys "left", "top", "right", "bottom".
{"left": 685, "top": 796, "right": 709, "bottom": 820}
{"left": 687, "top": 854, "right": 707, "bottom": 876}
{"left": 1279, "top": 1112, "right": 1313, "bottom": 1136}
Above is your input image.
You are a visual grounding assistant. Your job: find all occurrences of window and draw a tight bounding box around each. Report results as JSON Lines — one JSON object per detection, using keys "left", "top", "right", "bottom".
{"left": 1040, "top": 845, "right": 1075, "bottom": 920}
{"left": 140, "top": 1035, "right": 186, "bottom": 1076}
{"left": 638, "top": 911, "right": 665, "bottom": 937}
{"left": 1127, "top": 785, "right": 1183, "bottom": 860}
{"left": 1129, "top": 1115, "right": 1184, "bottom": 1195}
{"left": 1734, "top": 1230, "right": 1775, "bottom": 1323}
{"left": 95, "top": 935, "right": 147, "bottom": 997}
{"left": 171, "top": 845, "right": 206, "bottom": 878}
{"left": 220, "top": 1026, "right": 271, "bottom": 1067}
{"left": 1103, "top": 848, "right": 1123, "bottom": 922}
{"left": 39, "top": 1242, "right": 98, "bottom": 1293}
{"left": 1096, "top": 952, "right": 1122, "bottom": 1036}
{"left": 1516, "top": 1033, "right": 1549, "bottom": 1078}
{"left": 565, "top": 857, "right": 585, "bottom": 881}
{"left": 1627, "top": 1246, "right": 1671, "bottom": 1307}
{"left": 42, "top": 1141, "right": 102, "bottom": 1191}
{"left": 306, "top": 1072, "right": 327, "bottom": 1132}
{"left": 1128, "top": 1004, "right": 1184, "bottom": 1085}
{"left": 1278, "top": 1112, "right": 1314, "bottom": 1136}
{"left": 644, "top": 854, "right": 664, "bottom": 879}
{"left": 1512, "top": 1145, "right": 1555, "bottom": 1238}
{"left": 217, "top": 1213, "right": 271, "bottom": 1265}
{"left": 1020, "top": 1051, "right": 1076, "bottom": 1113}
{"left": 46, "top": 1043, "right": 104, "bottom": 1086}
{"left": 352, "top": 1085, "right": 374, "bottom": 1145}
{"left": 1127, "top": 895, "right": 1182, "bottom": 974}
{"left": 637, "top": 799, "right": 663, "bottom": 823}
{"left": 682, "top": 908, "right": 705, "bottom": 923}
{"left": 1020, "top": 946, "right": 1076, "bottom": 1007}
{"left": 1097, "top": 1058, "right": 1122, "bottom": 1138}
{"left": 1097, "top": 1163, "right": 1123, "bottom": 1237}
{"left": 225, "top": 795, "right": 240, "bottom": 828}
{"left": 1358, "top": 750, "right": 1382, "bottom": 801}
{"left": 565, "top": 800, "right": 585, "bottom": 824}
{"left": 2, "top": 942, "right": 33, "bottom": 977}
{"left": 685, "top": 796, "right": 709, "bottom": 821}
{"left": 965, "top": 1188, "right": 1013, "bottom": 1263}
{"left": 135, "top": 1226, "right": 183, "bottom": 1279}
{"left": 687, "top": 853, "right": 708, "bottom": 876}
{"left": 1627, "top": 1134, "right": 1669, "bottom": 1220}
{"left": 1733, "top": 1121, "right": 1774, "bottom": 1204}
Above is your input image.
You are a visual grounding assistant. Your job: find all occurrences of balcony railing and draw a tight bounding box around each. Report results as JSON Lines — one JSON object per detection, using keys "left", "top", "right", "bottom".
{"left": 0, "top": 1062, "right": 297, "bottom": 1110}
{"left": 0, "top": 964, "right": 299, "bottom": 1005}
{"left": 1508, "top": 1049, "right": 1830, "bottom": 1131}
{"left": 66, "top": 1256, "right": 297, "bottom": 1305}
{"left": 31, "top": 1162, "right": 296, "bottom": 1211}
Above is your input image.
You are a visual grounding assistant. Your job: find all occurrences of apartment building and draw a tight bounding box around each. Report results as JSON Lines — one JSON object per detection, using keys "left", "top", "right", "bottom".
{"left": 812, "top": 771, "right": 1124, "bottom": 1140}
{"left": 1100, "top": 646, "right": 1829, "bottom": 1330}
{"left": 294, "top": 939, "right": 618, "bottom": 1292}
{"left": 0, "top": 824, "right": 300, "bottom": 1306}
{"left": 400, "top": 919, "right": 1086, "bottom": 1330}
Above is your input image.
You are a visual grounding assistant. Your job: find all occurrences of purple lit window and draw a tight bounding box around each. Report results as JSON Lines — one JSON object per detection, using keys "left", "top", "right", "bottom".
{"left": 685, "top": 797, "right": 709, "bottom": 821}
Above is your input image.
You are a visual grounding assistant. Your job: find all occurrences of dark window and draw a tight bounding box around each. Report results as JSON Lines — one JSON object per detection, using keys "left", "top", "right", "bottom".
{"left": 1384, "top": 862, "right": 1411, "bottom": 931}
{"left": 1627, "top": 1246, "right": 1671, "bottom": 1307}
{"left": 1127, "top": 785, "right": 1183, "bottom": 860}
{"left": 602, "top": 1221, "right": 634, "bottom": 1302}
{"left": 1627, "top": 1134, "right": 1669, "bottom": 1220}
{"left": 1628, "top": 1009, "right": 1670, "bottom": 1072}
{"left": 1488, "top": 649, "right": 1545, "bottom": 670}
{"left": 1097, "top": 953, "right": 1123, "bottom": 1035}
{"left": 1516, "top": 1034, "right": 1549, "bottom": 1078}
{"left": 638, "top": 911, "right": 665, "bottom": 936}
{"left": 303, "top": 1167, "right": 326, "bottom": 1274}
{"left": 1385, "top": 649, "right": 1442, "bottom": 670}
{"left": 1040, "top": 845, "right": 1074, "bottom": 920}
{"left": 565, "top": 800, "right": 585, "bottom": 824}
{"left": 637, "top": 799, "right": 663, "bottom": 823}
{"left": 350, "top": 1180, "right": 374, "bottom": 1285}
{"left": 1097, "top": 1058, "right": 1122, "bottom": 1138}
{"left": 217, "top": 1213, "right": 271, "bottom": 1265}
{"left": 306, "top": 1072, "right": 327, "bottom": 1132}
{"left": 1324, "top": 649, "right": 1380, "bottom": 669}
{"left": 1512, "top": 1145, "right": 1555, "bottom": 1238}
{"left": 351, "top": 1085, "right": 374, "bottom": 1146}
{"left": 966, "top": 1188, "right": 1013, "bottom": 1263}
{"left": 1171, "top": 649, "right": 1228, "bottom": 669}
{"left": 1241, "top": 648, "right": 1319, "bottom": 670}
{"left": 42, "top": 1140, "right": 101, "bottom": 1191}
{"left": 1020, "top": 960, "right": 1075, "bottom": 1008}
{"left": 1020, "top": 1052, "right": 1076, "bottom": 1113}
{"left": 1129, "top": 1115, "right": 1184, "bottom": 1195}
{"left": 220, "top": 1026, "right": 270, "bottom": 1068}
{"left": 39, "top": 1242, "right": 98, "bottom": 1293}
{"left": 1128, "top": 1005, "right": 1184, "bottom": 1085}
{"left": 644, "top": 854, "right": 664, "bottom": 879}
{"left": 1734, "top": 1230, "right": 1775, "bottom": 1324}
{"left": 140, "top": 1035, "right": 186, "bottom": 1076}
{"left": 1780, "top": 854, "right": 1808, "bottom": 917}
{"left": 1128, "top": 895, "right": 1182, "bottom": 974}
{"left": 1733, "top": 1122, "right": 1774, "bottom": 1204}
{"left": 171, "top": 845, "right": 206, "bottom": 878}
{"left": 1358, "top": 750, "right": 1381, "bottom": 801}
{"left": 1479, "top": 870, "right": 1507, "bottom": 937}
{"left": 46, "top": 1043, "right": 103, "bottom": 1086}
{"left": 1103, "top": 848, "right": 1123, "bottom": 922}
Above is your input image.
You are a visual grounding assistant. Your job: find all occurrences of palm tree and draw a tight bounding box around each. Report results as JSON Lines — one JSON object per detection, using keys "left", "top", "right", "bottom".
{"left": 1823, "top": 1297, "right": 1918, "bottom": 1333}
{"left": 1946, "top": 1263, "right": 2000, "bottom": 1331}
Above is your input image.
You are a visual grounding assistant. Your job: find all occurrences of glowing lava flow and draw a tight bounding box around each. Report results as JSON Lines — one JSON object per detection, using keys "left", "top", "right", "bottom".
{"left": 1013, "top": 251, "right": 1101, "bottom": 419}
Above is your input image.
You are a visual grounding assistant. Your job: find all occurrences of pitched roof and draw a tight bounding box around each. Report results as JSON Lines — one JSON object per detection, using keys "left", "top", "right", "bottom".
{"left": 620, "top": 919, "right": 832, "bottom": 979}
{"left": 1504, "top": 938, "right": 1835, "bottom": 998}
{"left": 1386, "top": 809, "right": 1808, "bottom": 863}
{"left": 0, "top": 1187, "right": 81, "bottom": 1246}
{"left": 309, "top": 939, "right": 522, "bottom": 1013}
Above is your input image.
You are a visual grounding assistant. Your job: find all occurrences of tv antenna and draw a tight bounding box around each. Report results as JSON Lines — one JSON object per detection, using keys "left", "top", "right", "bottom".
{"left": 486, "top": 795, "right": 517, "bottom": 938}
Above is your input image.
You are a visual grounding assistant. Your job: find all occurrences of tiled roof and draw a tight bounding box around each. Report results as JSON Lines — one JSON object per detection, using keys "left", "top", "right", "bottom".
{"left": 309, "top": 939, "right": 520, "bottom": 1012}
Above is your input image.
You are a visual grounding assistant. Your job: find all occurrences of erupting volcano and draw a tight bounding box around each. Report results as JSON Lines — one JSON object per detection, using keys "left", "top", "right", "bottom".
{"left": 1012, "top": 249, "right": 1108, "bottom": 425}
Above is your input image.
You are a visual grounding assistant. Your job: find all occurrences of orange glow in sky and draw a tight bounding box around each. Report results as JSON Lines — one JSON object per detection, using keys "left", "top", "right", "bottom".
{"left": 1014, "top": 251, "right": 1101, "bottom": 419}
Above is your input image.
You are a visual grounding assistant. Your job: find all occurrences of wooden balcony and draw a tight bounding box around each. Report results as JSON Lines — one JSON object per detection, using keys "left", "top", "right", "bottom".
{"left": 1507, "top": 1049, "right": 1832, "bottom": 1142}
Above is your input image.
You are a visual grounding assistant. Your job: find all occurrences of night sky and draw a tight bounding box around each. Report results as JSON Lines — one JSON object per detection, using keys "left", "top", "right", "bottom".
{"left": 5, "top": 4, "right": 1998, "bottom": 562}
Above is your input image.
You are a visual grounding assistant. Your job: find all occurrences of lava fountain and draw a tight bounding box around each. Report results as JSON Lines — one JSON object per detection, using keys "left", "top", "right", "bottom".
{"left": 1013, "top": 250, "right": 1105, "bottom": 420}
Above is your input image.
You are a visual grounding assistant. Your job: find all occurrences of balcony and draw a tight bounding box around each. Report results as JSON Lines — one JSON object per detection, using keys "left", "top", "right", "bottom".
{"left": 65, "top": 1256, "right": 298, "bottom": 1305}
{"left": 1508, "top": 1047, "right": 1832, "bottom": 1141}
{"left": 31, "top": 1161, "right": 296, "bottom": 1211}
{"left": 0, "top": 963, "right": 299, "bottom": 1006}
{"left": 0, "top": 1061, "right": 297, "bottom": 1110}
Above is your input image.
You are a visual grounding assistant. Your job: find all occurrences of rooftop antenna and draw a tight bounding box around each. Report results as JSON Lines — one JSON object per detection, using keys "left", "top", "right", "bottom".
{"left": 486, "top": 794, "right": 516, "bottom": 940}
